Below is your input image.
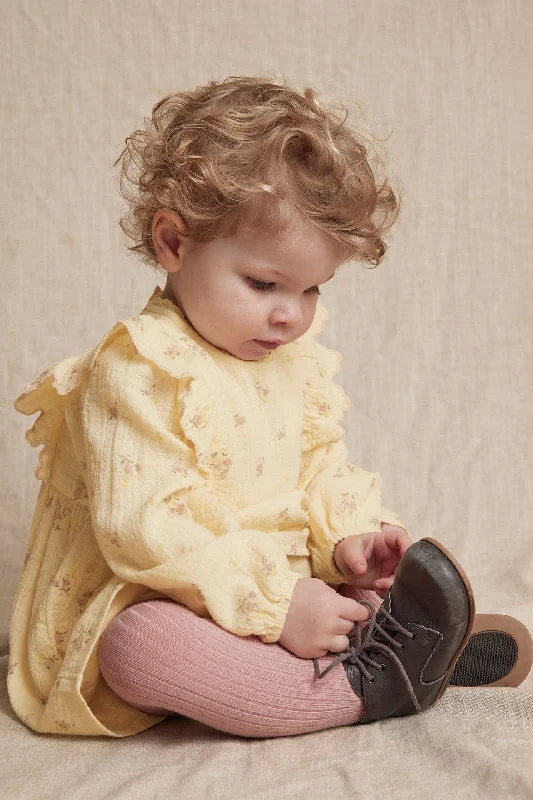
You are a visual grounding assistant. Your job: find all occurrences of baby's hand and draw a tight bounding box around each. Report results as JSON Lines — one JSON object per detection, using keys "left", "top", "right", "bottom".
{"left": 333, "top": 524, "right": 413, "bottom": 598}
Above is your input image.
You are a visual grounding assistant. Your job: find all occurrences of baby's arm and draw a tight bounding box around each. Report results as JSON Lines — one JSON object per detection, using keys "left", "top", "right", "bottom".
{"left": 300, "top": 437, "right": 409, "bottom": 585}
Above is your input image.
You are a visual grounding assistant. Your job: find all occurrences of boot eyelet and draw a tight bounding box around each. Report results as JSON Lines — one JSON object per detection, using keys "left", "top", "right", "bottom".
{"left": 410, "top": 632, "right": 417, "bottom": 640}
{"left": 378, "top": 665, "right": 386, "bottom": 671}
{"left": 369, "top": 676, "right": 375, "bottom": 683}
{"left": 398, "top": 642, "right": 405, "bottom": 649}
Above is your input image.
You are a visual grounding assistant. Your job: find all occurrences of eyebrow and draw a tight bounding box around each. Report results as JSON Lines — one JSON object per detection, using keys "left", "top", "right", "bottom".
{"left": 255, "top": 266, "right": 336, "bottom": 284}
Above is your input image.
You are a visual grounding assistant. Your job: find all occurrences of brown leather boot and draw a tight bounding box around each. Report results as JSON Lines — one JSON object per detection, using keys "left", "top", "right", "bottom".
{"left": 313, "top": 538, "right": 475, "bottom": 724}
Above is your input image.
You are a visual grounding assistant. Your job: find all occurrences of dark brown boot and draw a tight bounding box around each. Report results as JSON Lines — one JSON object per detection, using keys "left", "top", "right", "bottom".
{"left": 313, "top": 538, "right": 475, "bottom": 724}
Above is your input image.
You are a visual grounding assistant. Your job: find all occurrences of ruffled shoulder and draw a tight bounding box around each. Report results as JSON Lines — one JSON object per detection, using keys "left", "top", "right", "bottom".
{"left": 293, "top": 299, "right": 351, "bottom": 453}
{"left": 14, "top": 301, "right": 215, "bottom": 482}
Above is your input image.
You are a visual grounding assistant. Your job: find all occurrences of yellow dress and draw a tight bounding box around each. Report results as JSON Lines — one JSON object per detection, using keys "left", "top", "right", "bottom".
{"left": 8, "top": 286, "right": 408, "bottom": 737}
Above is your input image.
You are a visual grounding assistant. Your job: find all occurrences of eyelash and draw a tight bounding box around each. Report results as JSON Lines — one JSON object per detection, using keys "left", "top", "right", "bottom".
{"left": 246, "top": 278, "right": 321, "bottom": 295}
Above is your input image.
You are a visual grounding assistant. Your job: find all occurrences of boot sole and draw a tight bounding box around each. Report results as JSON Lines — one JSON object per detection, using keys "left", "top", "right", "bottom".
{"left": 450, "top": 613, "right": 533, "bottom": 688}
{"left": 420, "top": 538, "right": 476, "bottom": 706}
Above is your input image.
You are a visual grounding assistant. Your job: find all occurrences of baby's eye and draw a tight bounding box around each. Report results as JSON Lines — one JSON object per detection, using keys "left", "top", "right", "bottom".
{"left": 246, "top": 277, "right": 321, "bottom": 295}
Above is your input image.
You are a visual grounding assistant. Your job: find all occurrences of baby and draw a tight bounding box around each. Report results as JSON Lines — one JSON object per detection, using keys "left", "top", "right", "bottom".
{"left": 9, "top": 75, "right": 531, "bottom": 738}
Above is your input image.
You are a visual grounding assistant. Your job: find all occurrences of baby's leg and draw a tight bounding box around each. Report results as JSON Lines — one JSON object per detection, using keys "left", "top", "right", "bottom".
{"left": 98, "top": 598, "right": 364, "bottom": 738}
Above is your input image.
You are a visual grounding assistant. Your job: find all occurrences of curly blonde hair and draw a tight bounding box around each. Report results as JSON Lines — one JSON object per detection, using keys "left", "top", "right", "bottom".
{"left": 114, "top": 74, "right": 401, "bottom": 277}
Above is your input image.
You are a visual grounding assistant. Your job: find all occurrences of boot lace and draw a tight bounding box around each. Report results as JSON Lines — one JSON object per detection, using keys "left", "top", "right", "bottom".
{"left": 312, "top": 600, "right": 421, "bottom": 712}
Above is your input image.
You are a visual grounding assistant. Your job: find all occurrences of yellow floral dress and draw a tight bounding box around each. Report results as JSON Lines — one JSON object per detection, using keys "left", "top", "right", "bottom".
{"left": 8, "top": 286, "right": 408, "bottom": 737}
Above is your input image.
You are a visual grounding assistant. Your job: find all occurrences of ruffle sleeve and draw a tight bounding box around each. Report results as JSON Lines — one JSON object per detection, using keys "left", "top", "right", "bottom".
{"left": 296, "top": 304, "right": 409, "bottom": 584}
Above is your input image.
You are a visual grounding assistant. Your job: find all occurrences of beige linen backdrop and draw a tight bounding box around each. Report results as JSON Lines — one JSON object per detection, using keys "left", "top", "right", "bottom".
{"left": 2, "top": 1, "right": 532, "bottom": 798}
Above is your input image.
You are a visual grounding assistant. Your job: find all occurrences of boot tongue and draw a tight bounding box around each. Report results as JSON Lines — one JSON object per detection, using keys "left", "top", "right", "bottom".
{"left": 371, "top": 585, "right": 435, "bottom": 646}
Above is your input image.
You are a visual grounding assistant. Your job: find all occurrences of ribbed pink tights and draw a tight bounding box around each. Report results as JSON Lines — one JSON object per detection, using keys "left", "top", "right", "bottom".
{"left": 98, "top": 585, "right": 382, "bottom": 738}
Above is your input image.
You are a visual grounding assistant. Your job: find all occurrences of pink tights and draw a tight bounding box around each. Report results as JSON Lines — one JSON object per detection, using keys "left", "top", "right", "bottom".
{"left": 98, "top": 585, "right": 382, "bottom": 738}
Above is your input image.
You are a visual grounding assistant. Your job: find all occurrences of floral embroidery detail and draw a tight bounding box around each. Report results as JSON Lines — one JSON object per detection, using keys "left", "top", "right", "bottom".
{"left": 80, "top": 458, "right": 87, "bottom": 474}
{"left": 368, "top": 516, "right": 380, "bottom": 527}
{"left": 52, "top": 570, "right": 76, "bottom": 595}
{"left": 210, "top": 450, "right": 232, "bottom": 480}
{"left": 253, "top": 381, "right": 270, "bottom": 400}
{"left": 119, "top": 456, "right": 141, "bottom": 487}
{"left": 289, "top": 543, "right": 298, "bottom": 554}
{"left": 54, "top": 719, "right": 75, "bottom": 733}
{"left": 38, "top": 650, "right": 59, "bottom": 671}
{"left": 52, "top": 499, "right": 71, "bottom": 531}
{"left": 336, "top": 492, "right": 358, "bottom": 519}
{"left": 129, "top": 316, "right": 145, "bottom": 331}
{"left": 7, "top": 660, "right": 17, "bottom": 676}
{"left": 258, "top": 555, "right": 277, "bottom": 577}
{"left": 55, "top": 629, "right": 68, "bottom": 648}
{"left": 77, "top": 589, "right": 95, "bottom": 613}
{"left": 254, "top": 456, "right": 264, "bottom": 477}
{"left": 164, "top": 339, "right": 209, "bottom": 360}
{"left": 141, "top": 383, "right": 159, "bottom": 403}
{"left": 108, "top": 402, "right": 119, "bottom": 420}
{"left": 316, "top": 399, "right": 332, "bottom": 416}
{"left": 170, "top": 457, "right": 189, "bottom": 476}
{"left": 24, "top": 548, "right": 32, "bottom": 566}
{"left": 233, "top": 413, "right": 246, "bottom": 427}
{"left": 237, "top": 591, "right": 259, "bottom": 616}
{"left": 277, "top": 425, "right": 287, "bottom": 440}
{"left": 189, "top": 405, "right": 212, "bottom": 429}
{"left": 45, "top": 493, "right": 54, "bottom": 510}
{"left": 70, "top": 624, "right": 94, "bottom": 653}
{"left": 164, "top": 496, "right": 188, "bottom": 516}
{"left": 277, "top": 507, "right": 290, "bottom": 522}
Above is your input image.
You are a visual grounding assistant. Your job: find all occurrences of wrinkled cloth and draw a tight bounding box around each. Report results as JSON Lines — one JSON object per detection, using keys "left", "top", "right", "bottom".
{"left": 8, "top": 286, "right": 408, "bottom": 737}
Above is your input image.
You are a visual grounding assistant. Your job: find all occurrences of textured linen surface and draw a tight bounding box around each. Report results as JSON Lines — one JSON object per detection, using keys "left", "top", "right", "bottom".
{"left": 8, "top": 287, "right": 407, "bottom": 737}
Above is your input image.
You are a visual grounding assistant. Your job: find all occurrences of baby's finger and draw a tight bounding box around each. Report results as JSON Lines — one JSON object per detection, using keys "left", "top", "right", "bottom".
{"left": 374, "top": 576, "right": 395, "bottom": 592}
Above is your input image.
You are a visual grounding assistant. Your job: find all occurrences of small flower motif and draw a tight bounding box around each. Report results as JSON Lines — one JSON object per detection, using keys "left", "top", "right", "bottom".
{"left": 237, "top": 591, "right": 259, "bottom": 616}
{"left": 38, "top": 651, "right": 59, "bottom": 671}
{"left": 277, "top": 426, "right": 287, "bottom": 440}
{"left": 277, "top": 507, "right": 290, "bottom": 522}
{"left": 210, "top": 450, "right": 232, "bottom": 480}
{"left": 24, "top": 548, "right": 32, "bottom": 566}
{"left": 76, "top": 592, "right": 94, "bottom": 614}
{"left": 70, "top": 624, "right": 94, "bottom": 653}
{"left": 129, "top": 316, "right": 145, "bottom": 332}
{"left": 7, "top": 660, "right": 17, "bottom": 677}
{"left": 170, "top": 457, "right": 189, "bottom": 476}
{"left": 253, "top": 381, "right": 270, "bottom": 400}
{"left": 233, "top": 413, "right": 246, "bottom": 427}
{"left": 140, "top": 383, "right": 158, "bottom": 401}
{"left": 255, "top": 456, "right": 264, "bottom": 477}
{"left": 52, "top": 572, "right": 75, "bottom": 595}
{"left": 189, "top": 406, "right": 212, "bottom": 429}
{"left": 54, "top": 719, "right": 75, "bottom": 733}
{"left": 120, "top": 456, "right": 142, "bottom": 486}
{"left": 55, "top": 629, "right": 68, "bottom": 647}
{"left": 336, "top": 492, "right": 358, "bottom": 518}
{"left": 316, "top": 399, "right": 331, "bottom": 416}
{"left": 258, "top": 555, "right": 277, "bottom": 577}
{"left": 165, "top": 496, "right": 188, "bottom": 516}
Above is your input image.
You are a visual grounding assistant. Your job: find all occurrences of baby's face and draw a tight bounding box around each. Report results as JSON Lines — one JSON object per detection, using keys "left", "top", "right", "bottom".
{"left": 155, "top": 208, "right": 346, "bottom": 361}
